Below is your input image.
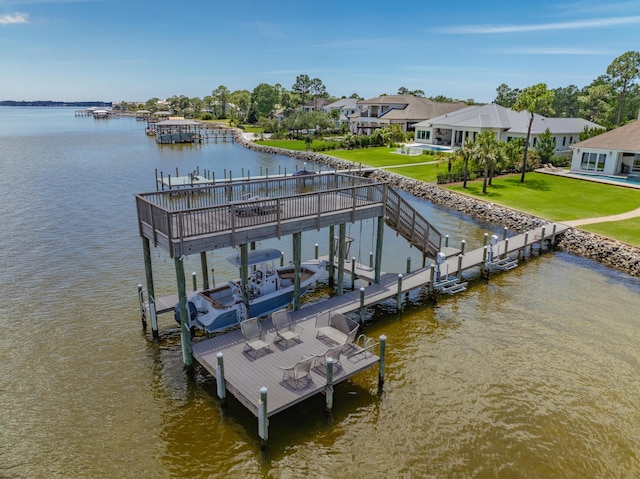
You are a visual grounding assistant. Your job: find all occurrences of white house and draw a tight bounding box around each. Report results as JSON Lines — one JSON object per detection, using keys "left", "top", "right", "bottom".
{"left": 322, "top": 98, "right": 358, "bottom": 125}
{"left": 413, "top": 103, "right": 601, "bottom": 152}
{"left": 570, "top": 121, "right": 640, "bottom": 175}
{"left": 349, "top": 95, "right": 467, "bottom": 135}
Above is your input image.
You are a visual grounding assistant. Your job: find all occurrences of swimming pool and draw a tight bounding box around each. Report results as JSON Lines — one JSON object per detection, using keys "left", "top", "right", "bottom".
{"left": 571, "top": 172, "right": 640, "bottom": 187}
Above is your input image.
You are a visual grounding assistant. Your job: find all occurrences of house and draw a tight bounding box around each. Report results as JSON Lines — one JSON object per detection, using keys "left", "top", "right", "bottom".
{"left": 303, "top": 98, "right": 333, "bottom": 113}
{"left": 570, "top": 121, "right": 640, "bottom": 175}
{"left": 349, "top": 95, "right": 467, "bottom": 135}
{"left": 413, "top": 103, "right": 601, "bottom": 152}
{"left": 322, "top": 98, "right": 358, "bottom": 126}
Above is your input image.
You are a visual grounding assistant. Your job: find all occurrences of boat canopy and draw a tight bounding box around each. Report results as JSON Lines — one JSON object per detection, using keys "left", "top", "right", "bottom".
{"left": 226, "top": 248, "right": 283, "bottom": 267}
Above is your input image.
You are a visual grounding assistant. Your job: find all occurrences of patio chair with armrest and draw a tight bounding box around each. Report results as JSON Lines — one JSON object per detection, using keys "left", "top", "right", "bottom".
{"left": 271, "top": 308, "right": 302, "bottom": 347}
{"left": 240, "top": 317, "right": 271, "bottom": 358}
{"left": 279, "top": 356, "right": 314, "bottom": 388}
{"left": 316, "top": 310, "right": 359, "bottom": 346}
{"left": 313, "top": 343, "right": 345, "bottom": 373}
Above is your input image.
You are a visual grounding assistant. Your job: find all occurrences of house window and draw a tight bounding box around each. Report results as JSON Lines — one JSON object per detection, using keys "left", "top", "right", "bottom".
{"left": 633, "top": 154, "right": 640, "bottom": 171}
{"left": 580, "top": 152, "right": 606, "bottom": 171}
{"left": 562, "top": 136, "right": 566, "bottom": 146}
{"left": 569, "top": 137, "right": 573, "bottom": 144}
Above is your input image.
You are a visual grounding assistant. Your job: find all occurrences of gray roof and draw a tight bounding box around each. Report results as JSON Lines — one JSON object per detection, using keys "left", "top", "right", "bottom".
{"left": 415, "top": 103, "right": 601, "bottom": 135}
{"left": 324, "top": 98, "right": 358, "bottom": 110}
{"left": 357, "top": 95, "right": 466, "bottom": 122}
{"left": 573, "top": 121, "right": 640, "bottom": 153}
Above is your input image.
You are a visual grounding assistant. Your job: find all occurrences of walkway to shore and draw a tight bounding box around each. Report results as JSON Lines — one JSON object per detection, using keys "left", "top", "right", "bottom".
{"left": 561, "top": 206, "right": 640, "bottom": 227}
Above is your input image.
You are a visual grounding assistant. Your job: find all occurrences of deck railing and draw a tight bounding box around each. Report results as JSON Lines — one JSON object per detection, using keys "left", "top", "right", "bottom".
{"left": 136, "top": 173, "right": 442, "bottom": 258}
{"left": 384, "top": 188, "right": 442, "bottom": 256}
{"left": 136, "top": 174, "right": 386, "bottom": 253}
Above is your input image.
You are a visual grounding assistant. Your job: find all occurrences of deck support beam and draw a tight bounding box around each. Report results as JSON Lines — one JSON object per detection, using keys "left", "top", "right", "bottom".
{"left": 142, "top": 237, "right": 159, "bottom": 339}
{"left": 174, "top": 256, "right": 193, "bottom": 368}
{"left": 374, "top": 216, "right": 384, "bottom": 284}
{"left": 328, "top": 225, "right": 335, "bottom": 287}
{"left": 240, "top": 244, "right": 249, "bottom": 315}
{"left": 200, "top": 252, "right": 209, "bottom": 290}
{"left": 292, "top": 232, "right": 302, "bottom": 310}
{"left": 337, "top": 224, "right": 346, "bottom": 296}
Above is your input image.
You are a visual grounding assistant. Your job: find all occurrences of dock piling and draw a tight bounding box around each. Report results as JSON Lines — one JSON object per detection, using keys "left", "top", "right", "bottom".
{"left": 406, "top": 256, "right": 411, "bottom": 274}
{"left": 137, "top": 284, "right": 147, "bottom": 331}
{"left": 216, "top": 352, "right": 227, "bottom": 406}
{"left": 396, "top": 274, "right": 403, "bottom": 311}
{"left": 378, "top": 335, "right": 387, "bottom": 390}
{"left": 192, "top": 272, "right": 197, "bottom": 291}
{"left": 351, "top": 257, "right": 356, "bottom": 290}
{"left": 457, "top": 254, "right": 463, "bottom": 281}
{"left": 326, "top": 357, "right": 334, "bottom": 411}
{"left": 539, "top": 226, "right": 546, "bottom": 254}
{"left": 258, "top": 387, "right": 269, "bottom": 448}
{"left": 460, "top": 240, "right": 466, "bottom": 255}
{"left": 359, "top": 287, "right": 365, "bottom": 324}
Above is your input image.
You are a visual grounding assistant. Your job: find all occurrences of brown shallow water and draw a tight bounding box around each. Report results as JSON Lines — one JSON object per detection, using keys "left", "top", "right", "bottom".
{"left": 0, "top": 108, "right": 638, "bottom": 478}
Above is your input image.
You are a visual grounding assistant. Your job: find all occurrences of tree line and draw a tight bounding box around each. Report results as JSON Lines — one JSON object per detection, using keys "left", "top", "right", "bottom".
{"left": 116, "top": 51, "right": 639, "bottom": 137}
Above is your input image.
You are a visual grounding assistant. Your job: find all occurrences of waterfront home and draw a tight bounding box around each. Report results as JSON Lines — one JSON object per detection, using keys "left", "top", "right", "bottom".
{"left": 322, "top": 98, "right": 358, "bottom": 126}
{"left": 413, "top": 103, "right": 600, "bottom": 153}
{"left": 570, "top": 120, "right": 640, "bottom": 175}
{"left": 349, "top": 95, "right": 467, "bottom": 135}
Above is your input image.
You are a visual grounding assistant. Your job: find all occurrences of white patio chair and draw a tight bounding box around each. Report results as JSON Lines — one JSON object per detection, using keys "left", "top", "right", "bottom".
{"left": 272, "top": 308, "right": 302, "bottom": 347}
{"left": 279, "top": 356, "right": 314, "bottom": 388}
{"left": 240, "top": 317, "right": 271, "bottom": 358}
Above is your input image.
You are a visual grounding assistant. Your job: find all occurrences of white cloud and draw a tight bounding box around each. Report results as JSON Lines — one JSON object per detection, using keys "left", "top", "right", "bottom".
{"left": 431, "top": 15, "right": 640, "bottom": 34}
{"left": 0, "top": 12, "right": 29, "bottom": 24}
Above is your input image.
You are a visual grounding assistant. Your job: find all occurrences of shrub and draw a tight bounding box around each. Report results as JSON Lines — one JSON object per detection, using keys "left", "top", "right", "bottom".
{"left": 199, "top": 112, "right": 214, "bottom": 120}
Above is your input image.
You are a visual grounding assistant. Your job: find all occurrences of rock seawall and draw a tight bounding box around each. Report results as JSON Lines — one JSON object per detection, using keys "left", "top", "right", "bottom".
{"left": 234, "top": 130, "right": 640, "bottom": 277}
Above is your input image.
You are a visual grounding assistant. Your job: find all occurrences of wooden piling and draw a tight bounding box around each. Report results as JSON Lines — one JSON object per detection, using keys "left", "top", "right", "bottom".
{"left": 337, "top": 224, "right": 346, "bottom": 296}
{"left": 460, "top": 240, "right": 466, "bottom": 255}
{"left": 174, "top": 256, "right": 193, "bottom": 368}
{"left": 326, "top": 358, "right": 334, "bottom": 411}
{"left": 351, "top": 257, "right": 356, "bottom": 290}
{"left": 216, "top": 352, "right": 227, "bottom": 407}
{"left": 137, "top": 284, "right": 147, "bottom": 331}
{"left": 374, "top": 216, "right": 384, "bottom": 284}
{"left": 378, "top": 335, "right": 387, "bottom": 390}
{"left": 328, "top": 226, "right": 335, "bottom": 287}
{"left": 293, "top": 232, "right": 302, "bottom": 310}
{"left": 142, "top": 237, "right": 158, "bottom": 339}
{"left": 359, "top": 287, "right": 365, "bottom": 324}
{"left": 396, "top": 274, "right": 403, "bottom": 311}
{"left": 192, "top": 271, "right": 197, "bottom": 291}
{"left": 200, "top": 252, "right": 209, "bottom": 290}
{"left": 258, "top": 387, "right": 268, "bottom": 448}
{"left": 457, "top": 254, "right": 463, "bottom": 281}
{"left": 406, "top": 256, "right": 411, "bottom": 274}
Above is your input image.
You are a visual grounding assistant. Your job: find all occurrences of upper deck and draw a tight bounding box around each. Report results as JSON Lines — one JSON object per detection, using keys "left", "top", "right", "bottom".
{"left": 135, "top": 172, "right": 443, "bottom": 258}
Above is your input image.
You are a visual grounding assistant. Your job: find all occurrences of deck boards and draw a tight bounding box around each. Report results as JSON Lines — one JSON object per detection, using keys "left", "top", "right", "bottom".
{"left": 191, "top": 314, "right": 379, "bottom": 417}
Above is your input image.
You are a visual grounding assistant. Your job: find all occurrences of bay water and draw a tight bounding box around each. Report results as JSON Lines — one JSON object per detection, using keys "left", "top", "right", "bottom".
{"left": 0, "top": 107, "right": 638, "bottom": 478}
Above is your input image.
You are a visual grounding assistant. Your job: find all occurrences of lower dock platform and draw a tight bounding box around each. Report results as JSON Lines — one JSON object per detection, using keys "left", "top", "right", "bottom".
{"left": 191, "top": 314, "right": 380, "bottom": 418}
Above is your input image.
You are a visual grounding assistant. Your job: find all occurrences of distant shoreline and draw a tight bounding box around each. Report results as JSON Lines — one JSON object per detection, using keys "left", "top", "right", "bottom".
{"left": 0, "top": 101, "right": 112, "bottom": 107}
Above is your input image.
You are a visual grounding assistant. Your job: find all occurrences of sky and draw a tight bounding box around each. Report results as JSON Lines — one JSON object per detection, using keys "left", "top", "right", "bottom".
{"left": 1, "top": 0, "right": 639, "bottom": 103}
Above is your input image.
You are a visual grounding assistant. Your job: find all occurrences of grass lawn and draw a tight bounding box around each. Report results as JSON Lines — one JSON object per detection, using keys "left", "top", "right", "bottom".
{"left": 446, "top": 173, "right": 640, "bottom": 221}
{"left": 325, "top": 147, "right": 439, "bottom": 167}
{"left": 582, "top": 217, "right": 640, "bottom": 247}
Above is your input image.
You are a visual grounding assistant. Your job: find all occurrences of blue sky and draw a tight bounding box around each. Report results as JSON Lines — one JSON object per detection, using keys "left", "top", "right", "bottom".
{"left": 1, "top": 0, "right": 639, "bottom": 102}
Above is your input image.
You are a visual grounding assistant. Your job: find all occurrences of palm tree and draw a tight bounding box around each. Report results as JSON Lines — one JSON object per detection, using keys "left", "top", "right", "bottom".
{"left": 471, "top": 132, "right": 501, "bottom": 194}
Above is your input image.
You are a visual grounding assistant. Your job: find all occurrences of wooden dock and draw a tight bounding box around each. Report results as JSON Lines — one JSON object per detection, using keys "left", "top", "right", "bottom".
{"left": 192, "top": 314, "right": 379, "bottom": 418}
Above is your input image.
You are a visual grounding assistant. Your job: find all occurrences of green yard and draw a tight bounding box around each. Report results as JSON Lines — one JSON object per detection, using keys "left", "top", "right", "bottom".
{"left": 446, "top": 173, "right": 640, "bottom": 221}
{"left": 254, "top": 141, "right": 640, "bottom": 245}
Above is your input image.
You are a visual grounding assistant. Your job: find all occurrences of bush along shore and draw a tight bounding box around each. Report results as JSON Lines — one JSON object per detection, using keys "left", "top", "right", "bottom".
{"left": 234, "top": 130, "right": 640, "bottom": 277}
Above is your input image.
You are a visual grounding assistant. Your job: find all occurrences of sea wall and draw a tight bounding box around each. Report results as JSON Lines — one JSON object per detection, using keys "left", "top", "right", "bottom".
{"left": 234, "top": 130, "right": 640, "bottom": 277}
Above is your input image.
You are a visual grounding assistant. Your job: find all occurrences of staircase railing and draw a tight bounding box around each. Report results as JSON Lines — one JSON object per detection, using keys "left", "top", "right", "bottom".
{"left": 384, "top": 186, "right": 442, "bottom": 257}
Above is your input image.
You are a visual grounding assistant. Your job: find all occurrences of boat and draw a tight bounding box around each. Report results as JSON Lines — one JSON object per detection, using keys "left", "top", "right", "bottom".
{"left": 174, "top": 248, "right": 327, "bottom": 333}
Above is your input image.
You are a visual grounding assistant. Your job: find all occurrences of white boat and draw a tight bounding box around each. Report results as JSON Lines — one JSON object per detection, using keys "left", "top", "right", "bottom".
{"left": 174, "top": 248, "right": 327, "bottom": 333}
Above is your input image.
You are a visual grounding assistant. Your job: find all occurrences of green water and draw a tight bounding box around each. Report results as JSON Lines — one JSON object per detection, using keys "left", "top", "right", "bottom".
{"left": 0, "top": 107, "right": 638, "bottom": 478}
